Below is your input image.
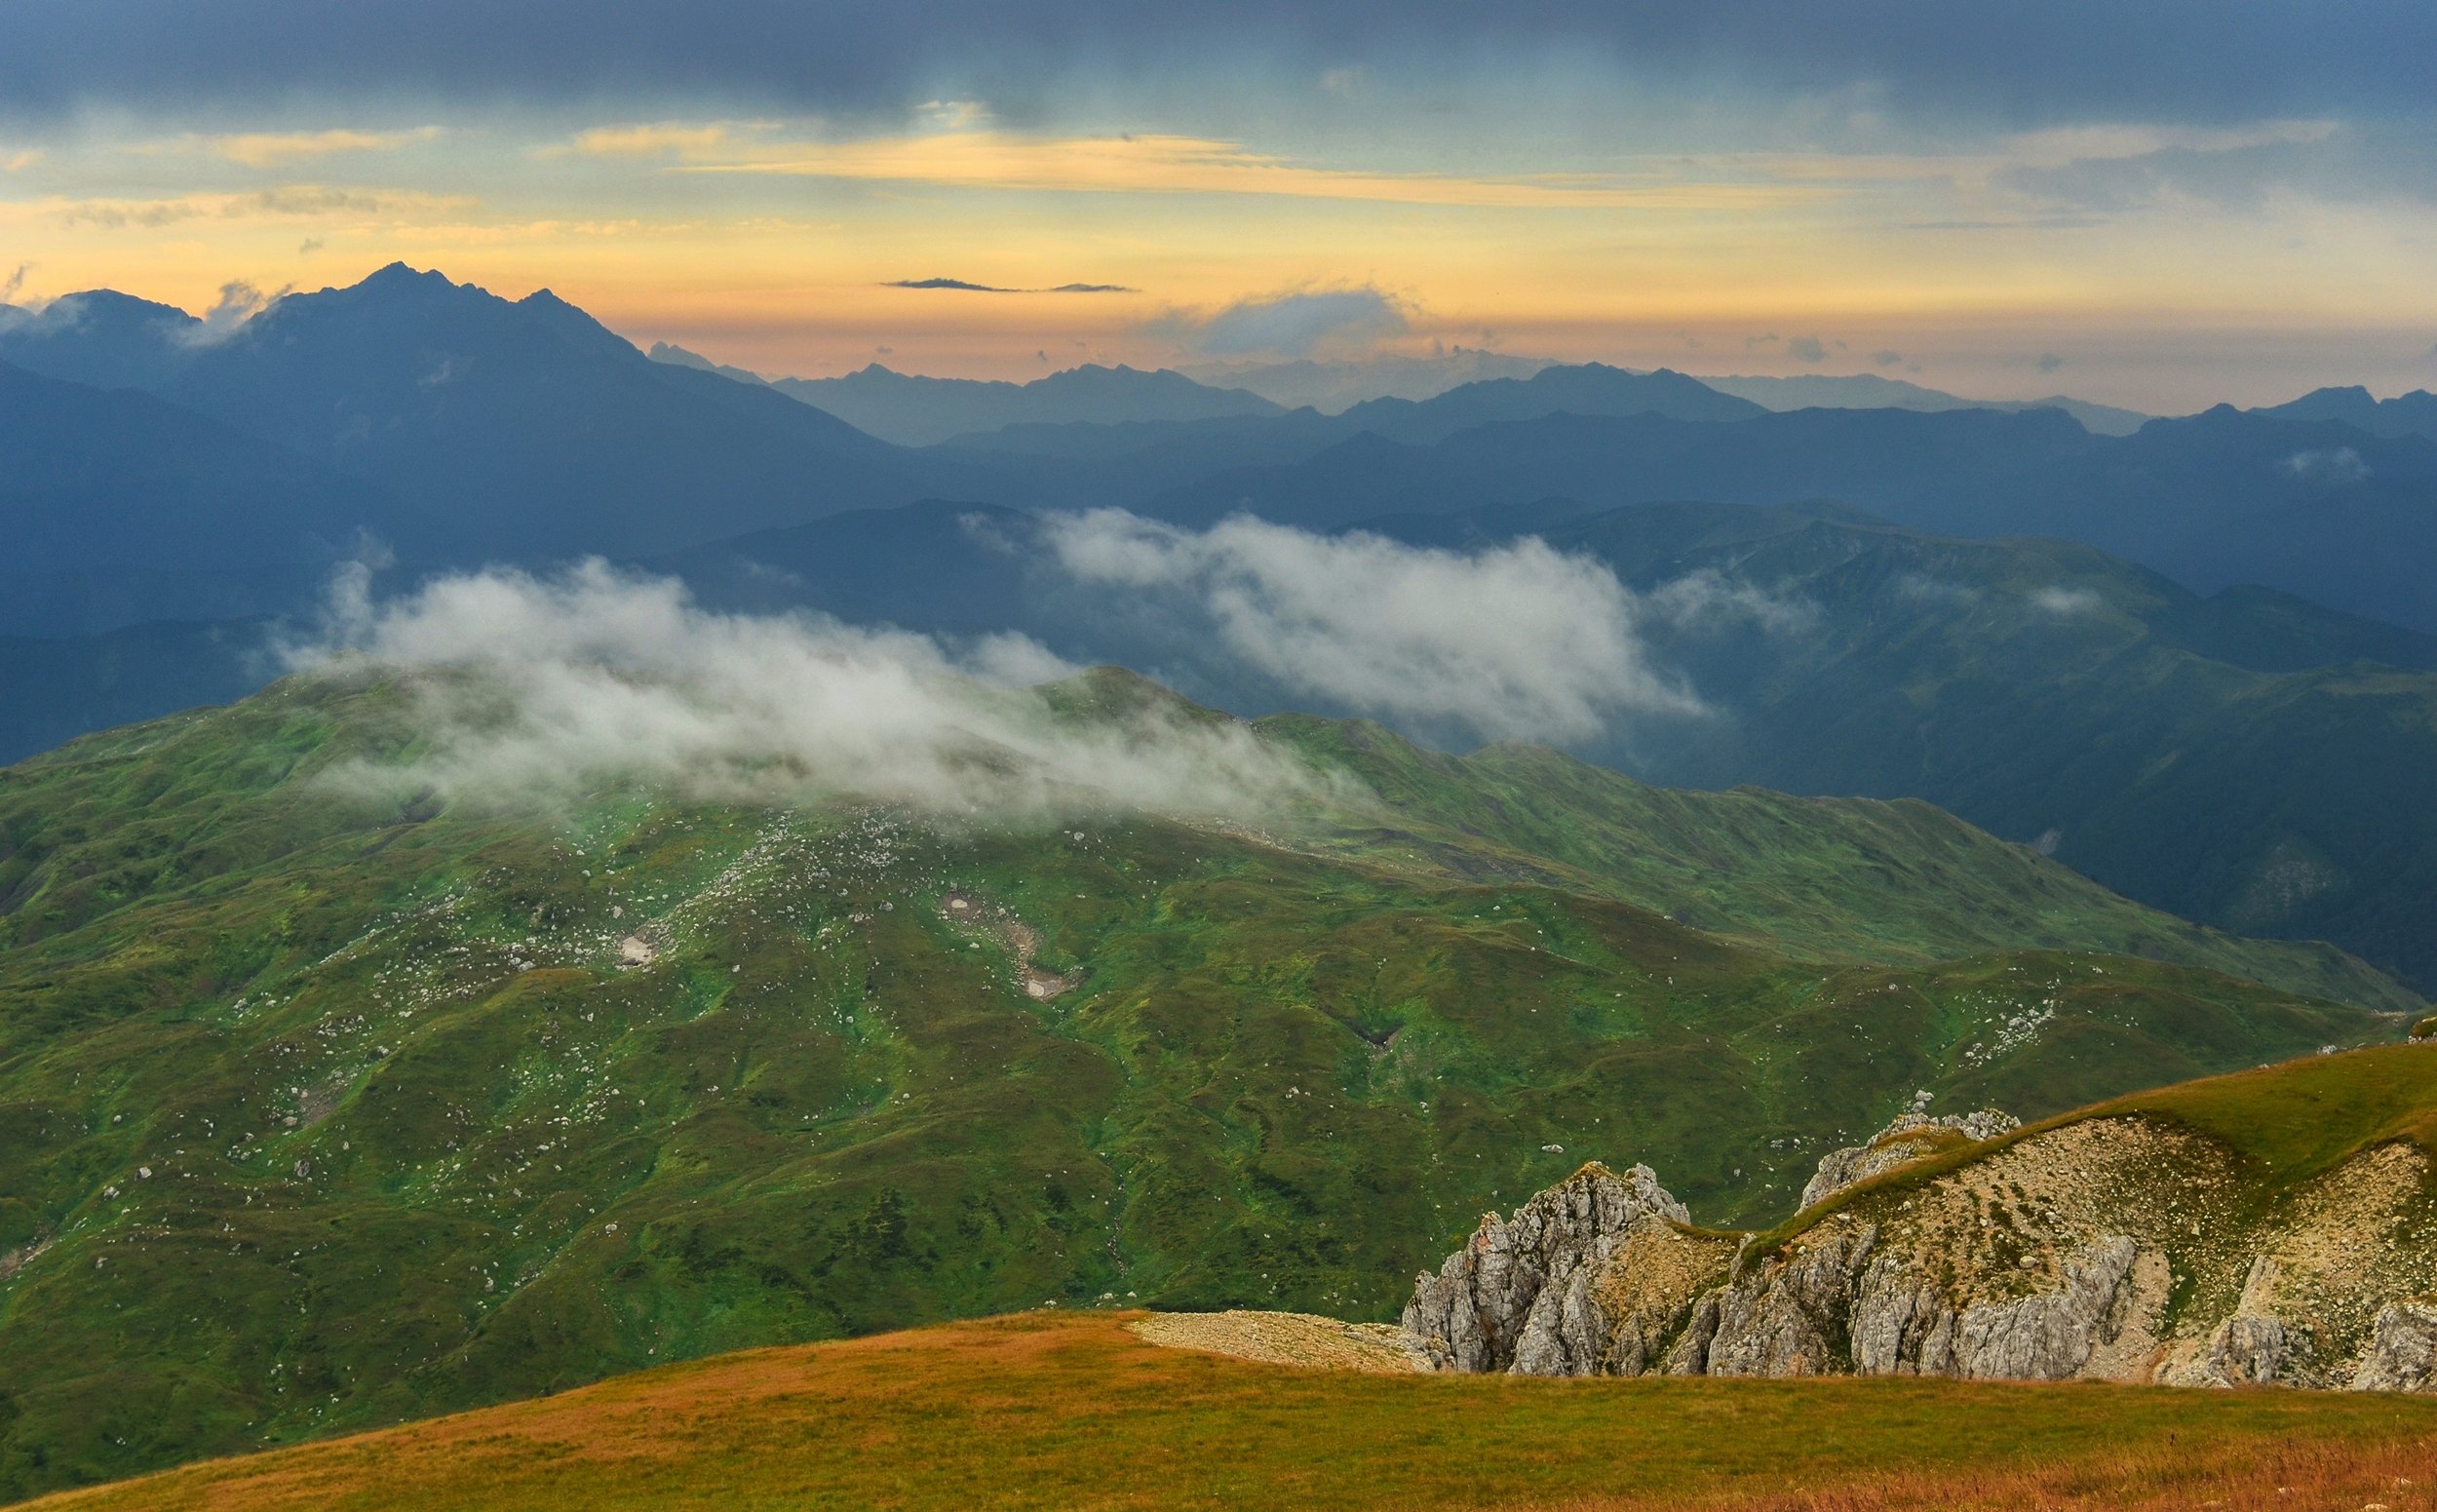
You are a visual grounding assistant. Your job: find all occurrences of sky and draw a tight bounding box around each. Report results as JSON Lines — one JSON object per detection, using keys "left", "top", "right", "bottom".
{"left": 2, "top": 2, "right": 2434, "bottom": 409}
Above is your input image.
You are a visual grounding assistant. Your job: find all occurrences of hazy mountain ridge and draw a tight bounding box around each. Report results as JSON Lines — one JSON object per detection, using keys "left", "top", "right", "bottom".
{"left": 0, "top": 356, "right": 406, "bottom": 624}
{"left": 642, "top": 350, "right": 1290, "bottom": 446}
{"left": 2252, "top": 384, "right": 2437, "bottom": 443}
{"left": 1138, "top": 404, "right": 2437, "bottom": 633}
{"left": 1696, "top": 370, "right": 2153, "bottom": 435}
{"left": 3, "top": 266, "right": 934, "bottom": 572}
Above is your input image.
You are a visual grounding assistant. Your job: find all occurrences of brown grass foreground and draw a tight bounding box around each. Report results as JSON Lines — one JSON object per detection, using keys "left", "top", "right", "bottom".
{"left": 26, "top": 1311, "right": 2437, "bottom": 1512}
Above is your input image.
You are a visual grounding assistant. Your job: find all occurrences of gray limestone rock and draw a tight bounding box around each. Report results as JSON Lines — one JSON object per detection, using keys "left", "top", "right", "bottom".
{"left": 2351, "top": 1299, "right": 2437, "bottom": 1392}
{"left": 1946, "top": 1236, "right": 2139, "bottom": 1379}
{"left": 2189, "top": 1254, "right": 2299, "bottom": 1386}
{"left": 1704, "top": 1220, "right": 1877, "bottom": 1376}
{"left": 1402, "top": 1161, "right": 1688, "bottom": 1375}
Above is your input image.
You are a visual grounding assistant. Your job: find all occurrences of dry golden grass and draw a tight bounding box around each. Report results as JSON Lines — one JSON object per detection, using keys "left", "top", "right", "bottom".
{"left": 25, "top": 1312, "right": 2437, "bottom": 1512}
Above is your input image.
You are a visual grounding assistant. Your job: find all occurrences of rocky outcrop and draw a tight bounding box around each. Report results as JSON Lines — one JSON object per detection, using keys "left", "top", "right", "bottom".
{"left": 1800, "top": 1107, "right": 2020, "bottom": 1209}
{"left": 2352, "top": 1300, "right": 2437, "bottom": 1392}
{"left": 1404, "top": 1109, "right": 2437, "bottom": 1392}
{"left": 2172, "top": 1254, "right": 2298, "bottom": 1385}
{"left": 1658, "top": 1220, "right": 2143, "bottom": 1381}
{"left": 1402, "top": 1162, "right": 1688, "bottom": 1375}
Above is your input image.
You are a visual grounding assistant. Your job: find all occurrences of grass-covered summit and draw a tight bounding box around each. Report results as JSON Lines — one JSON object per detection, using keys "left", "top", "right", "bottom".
{"left": 0, "top": 665, "right": 2417, "bottom": 1497}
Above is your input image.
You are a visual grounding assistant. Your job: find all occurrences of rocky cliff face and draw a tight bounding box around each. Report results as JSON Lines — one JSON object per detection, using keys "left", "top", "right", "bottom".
{"left": 1405, "top": 1106, "right": 2437, "bottom": 1391}
{"left": 1403, "top": 1162, "right": 1694, "bottom": 1375}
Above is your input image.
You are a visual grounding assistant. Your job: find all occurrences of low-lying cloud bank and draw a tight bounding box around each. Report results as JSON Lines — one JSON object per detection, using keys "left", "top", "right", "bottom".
{"left": 1044, "top": 511, "right": 1711, "bottom": 744}
{"left": 285, "top": 560, "right": 1333, "bottom": 820}
{"left": 281, "top": 509, "right": 1796, "bottom": 817}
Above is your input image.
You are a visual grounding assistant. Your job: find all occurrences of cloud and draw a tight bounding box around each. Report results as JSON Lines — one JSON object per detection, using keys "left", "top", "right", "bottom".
{"left": 1152, "top": 286, "right": 1411, "bottom": 359}
{"left": 205, "top": 125, "right": 441, "bottom": 168}
{"left": 1984, "top": 119, "right": 2382, "bottom": 214}
{"left": 1640, "top": 570, "right": 1818, "bottom": 637}
{"left": 2035, "top": 352, "right": 2064, "bottom": 373}
{"left": 2284, "top": 446, "right": 2370, "bottom": 485}
{"left": 1786, "top": 334, "right": 1827, "bottom": 363}
{"left": 2030, "top": 585, "right": 2103, "bottom": 615}
{"left": 0, "top": 262, "right": 24, "bottom": 304}
{"left": 918, "top": 98, "right": 989, "bottom": 130}
{"left": 1872, "top": 348, "right": 1902, "bottom": 367}
{"left": 1044, "top": 511, "right": 1702, "bottom": 743}
{"left": 0, "top": 149, "right": 38, "bottom": 172}
{"left": 882, "top": 276, "right": 1136, "bottom": 292}
{"left": 1897, "top": 573, "right": 1982, "bottom": 607}
{"left": 563, "top": 122, "right": 740, "bottom": 158}
{"left": 8, "top": 5, "right": 2434, "bottom": 136}
{"left": 173, "top": 279, "right": 280, "bottom": 346}
{"left": 284, "top": 558, "right": 1336, "bottom": 821}
{"left": 51, "top": 185, "right": 424, "bottom": 228}
{"left": 683, "top": 129, "right": 1809, "bottom": 210}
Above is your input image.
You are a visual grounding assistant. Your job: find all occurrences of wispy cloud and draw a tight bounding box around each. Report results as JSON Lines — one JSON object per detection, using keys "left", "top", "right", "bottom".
{"left": 1044, "top": 512, "right": 1704, "bottom": 744}
{"left": 33, "top": 187, "right": 467, "bottom": 229}
{"left": 561, "top": 122, "right": 744, "bottom": 159}
{"left": 128, "top": 126, "right": 445, "bottom": 168}
{"left": 2030, "top": 586, "right": 2104, "bottom": 616}
{"left": 679, "top": 129, "right": 1825, "bottom": 210}
{"left": 1998, "top": 119, "right": 2340, "bottom": 169}
{"left": 0, "top": 149, "right": 40, "bottom": 173}
{"left": 2284, "top": 446, "right": 2370, "bottom": 485}
{"left": 883, "top": 276, "right": 1136, "bottom": 293}
{"left": 1149, "top": 286, "right": 1411, "bottom": 359}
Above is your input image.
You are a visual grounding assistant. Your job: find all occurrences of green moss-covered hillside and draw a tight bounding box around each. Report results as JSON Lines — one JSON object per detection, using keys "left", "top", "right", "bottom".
{"left": 0, "top": 668, "right": 2413, "bottom": 1498}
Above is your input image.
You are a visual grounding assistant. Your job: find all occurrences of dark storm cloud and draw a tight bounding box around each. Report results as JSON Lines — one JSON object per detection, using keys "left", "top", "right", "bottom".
{"left": 3, "top": 2, "right": 2432, "bottom": 130}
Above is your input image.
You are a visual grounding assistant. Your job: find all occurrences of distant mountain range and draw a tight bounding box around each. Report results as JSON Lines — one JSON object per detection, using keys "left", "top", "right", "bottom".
{"left": 768, "top": 362, "right": 1282, "bottom": 446}
{"left": 1175, "top": 349, "right": 1556, "bottom": 409}
{"left": 648, "top": 343, "right": 1288, "bottom": 446}
{"left": 13, "top": 267, "right": 2423, "bottom": 632}
{"left": 1694, "top": 371, "right": 2152, "bottom": 435}
{"left": 1125, "top": 404, "right": 2437, "bottom": 634}
{"left": 7, "top": 263, "right": 2436, "bottom": 989}
{"left": 3, "top": 265, "right": 932, "bottom": 574}
{"left": 2251, "top": 384, "right": 2437, "bottom": 442}
{"left": 1162, "top": 350, "right": 2160, "bottom": 432}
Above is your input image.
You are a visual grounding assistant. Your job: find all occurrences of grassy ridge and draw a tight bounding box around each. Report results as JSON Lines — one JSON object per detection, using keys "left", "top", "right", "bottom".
{"left": 0, "top": 670, "right": 2413, "bottom": 1498}
{"left": 1269, "top": 712, "right": 2412, "bottom": 1008}
{"left": 27, "top": 1312, "right": 2437, "bottom": 1512}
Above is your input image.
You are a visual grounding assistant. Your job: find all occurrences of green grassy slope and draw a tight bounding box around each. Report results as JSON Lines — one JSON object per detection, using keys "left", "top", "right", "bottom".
{"left": 0, "top": 670, "right": 2413, "bottom": 1498}
{"left": 1530, "top": 501, "right": 2437, "bottom": 991}
{"left": 29, "top": 1313, "right": 2437, "bottom": 1512}
{"left": 1270, "top": 713, "right": 2409, "bottom": 1007}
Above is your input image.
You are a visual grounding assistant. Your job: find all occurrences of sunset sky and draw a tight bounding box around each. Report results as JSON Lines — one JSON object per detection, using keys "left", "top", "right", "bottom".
{"left": 3, "top": 2, "right": 2433, "bottom": 409}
